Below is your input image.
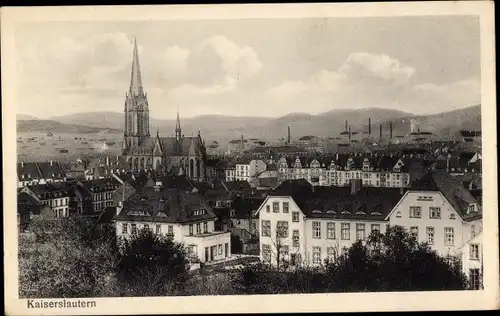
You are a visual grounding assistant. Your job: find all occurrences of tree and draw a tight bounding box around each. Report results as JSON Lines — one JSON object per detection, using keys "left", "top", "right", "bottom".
{"left": 115, "top": 229, "right": 190, "bottom": 296}
{"left": 19, "top": 216, "right": 118, "bottom": 298}
{"left": 326, "top": 226, "right": 468, "bottom": 292}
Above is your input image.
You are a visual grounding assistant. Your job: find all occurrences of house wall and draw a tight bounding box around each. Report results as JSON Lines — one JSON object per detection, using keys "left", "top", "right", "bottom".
{"left": 258, "top": 196, "right": 306, "bottom": 266}
{"left": 303, "top": 218, "right": 388, "bottom": 266}
{"left": 388, "top": 191, "right": 465, "bottom": 257}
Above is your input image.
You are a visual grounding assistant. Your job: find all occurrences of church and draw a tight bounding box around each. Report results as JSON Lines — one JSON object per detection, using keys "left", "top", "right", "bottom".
{"left": 122, "top": 38, "right": 207, "bottom": 181}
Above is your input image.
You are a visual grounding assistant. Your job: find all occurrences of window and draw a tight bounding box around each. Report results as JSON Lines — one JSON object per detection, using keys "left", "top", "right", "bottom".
{"left": 273, "top": 202, "right": 279, "bottom": 213}
{"left": 283, "top": 202, "right": 289, "bottom": 213}
{"left": 279, "top": 245, "right": 289, "bottom": 260}
{"left": 122, "top": 223, "right": 128, "bottom": 234}
{"left": 327, "top": 246, "right": 336, "bottom": 261}
{"left": 292, "top": 230, "right": 300, "bottom": 247}
{"left": 327, "top": 222, "right": 336, "bottom": 239}
{"left": 429, "top": 207, "right": 441, "bottom": 219}
{"left": 445, "top": 227, "right": 454, "bottom": 246}
{"left": 277, "top": 221, "right": 289, "bottom": 238}
{"left": 396, "top": 211, "right": 402, "bottom": 218}
{"left": 203, "top": 222, "right": 208, "bottom": 233}
{"left": 312, "top": 221, "right": 321, "bottom": 239}
{"left": 449, "top": 213, "right": 456, "bottom": 220}
{"left": 131, "top": 224, "right": 137, "bottom": 235}
{"left": 266, "top": 205, "right": 270, "bottom": 212}
{"left": 218, "top": 244, "right": 223, "bottom": 255}
{"left": 155, "top": 224, "right": 161, "bottom": 234}
{"left": 262, "top": 244, "right": 271, "bottom": 262}
{"left": 143, "top": 224, "right": 149, "bottom": 231}
{"left": 313, "top": 247, "right": 322, "bottom": 264}
{"left": 426, "top": 227, "right": 435, "bottom": 245}
{"left": 189, "top": 224, "right": 193, "bottom": 236}
{"left": 356, "top": 224, "right": 366, "bottom": 241}
{"left": 292, "top": 212, "right": 300, "bottom": 222}
{"left": 410, "top": 227, "right": 419, "bottom": 240}
{"left": 341, "top": 223, "right": 350, "bottom": 240}
{"left": 371, "top": 224, "right": 380, "bottom": 235}
{"left": 469, "top": 268, "right": 481, "bottom": 290}
{"left": 196, "top": 223, "right": 201, "bottom": 234}
{"left": 470, "top": 244, "right": 480, "bottom": 260}
{"left": 168, "top": 225, "right": 174, "bottom": 236}
{"left": 261, "top": 220, "right": 271, "bottom": 237}
{"left": 468, "top": 204, "right": 476, "bottom": 213}
{"left": 471, "top": 225, "right": 477, "bottom": 238}
{"left": 409, "top": 206, "right": 421, "bottom": 218}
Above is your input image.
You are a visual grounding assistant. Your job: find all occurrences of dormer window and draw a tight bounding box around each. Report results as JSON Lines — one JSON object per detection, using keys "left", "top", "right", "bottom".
{"left": 467, "top": 204, "right": 476, "bottom": 214}
{"left": 371, "top": 212, "right": 382, "bottom": 216}
{"left": 326, "top": 210, "right": 336, "bottom": 214}
{"left": 355, "top": 211, "right": 366, "bottom": 216}
{"left": 341, "top": 211, "right": 351, "bottom": 215}
{"left": 312, "top": 209, "right": 322, "bottom": 214}
{"left": 140, "top": 196, "right": 147, "bottom": 202}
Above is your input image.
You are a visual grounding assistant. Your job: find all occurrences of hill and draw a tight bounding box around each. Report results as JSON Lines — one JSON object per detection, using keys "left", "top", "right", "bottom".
{"left": 16, "top": 120, "right": 122, "bottom": 134}
{"left": 18, "top": 105, "right": 481, "bottom": 142}
{"left": 17, "top": 114, "right": 39, "bottom": 120}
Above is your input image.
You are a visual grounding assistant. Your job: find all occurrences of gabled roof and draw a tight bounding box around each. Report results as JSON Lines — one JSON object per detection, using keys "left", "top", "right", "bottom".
{"left": 27, "top": 182, "right": 72, "bottom": 199}
{"left": 411, "top": 170, "right": 481, "bottom": 219}
{"left": 231, "top": 196, "right": 266, "bottom": 219}
{"left": 114, "top": 187, "right": 217, "bottom": 224}
{"left": 222, "top": 180, "right": 252, "bottom": 192}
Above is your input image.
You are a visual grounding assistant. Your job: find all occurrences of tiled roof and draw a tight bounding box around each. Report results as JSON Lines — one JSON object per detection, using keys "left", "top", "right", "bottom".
{"left": 114, "top": 187, "right": 217, "bottom": 224}
{"left": 79, "top": 178, "right": 121, "bottom": 193}
{"left": 411, "top": 170, "right": 481, "bottom": 219}
{"left": 17, "top": 192, "right": 43, "bottom": 215}
{"left": 231, "top": 196, "right": 265, "bottom": 218}
{"left": 27, "top": 182, "right": 72, "bottom": 199}
{"left": 270, "top": 179, "right": 403, "bottom": 221}
{"left": 223, "top": 180, "right": 252, "bottom": 192}
{"left": 17, "top": 161, "right": 66, "bottom": 181}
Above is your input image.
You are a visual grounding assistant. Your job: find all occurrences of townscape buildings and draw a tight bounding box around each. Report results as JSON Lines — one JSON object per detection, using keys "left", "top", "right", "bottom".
{"left": 16, "top": 39, "right": 484, "bottom": 289}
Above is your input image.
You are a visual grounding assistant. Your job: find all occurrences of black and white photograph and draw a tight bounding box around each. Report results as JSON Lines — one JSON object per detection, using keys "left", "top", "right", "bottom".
{"left": 2, "top": 2, "right": 498, "bottom": 315}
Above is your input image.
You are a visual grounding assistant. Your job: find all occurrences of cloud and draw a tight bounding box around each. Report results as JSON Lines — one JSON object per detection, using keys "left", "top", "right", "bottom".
{"left": 265, "top": 52, "right": 479, "bottom": 115}
{"left": 17, "top": 32, "right": 263, "bottom": 117}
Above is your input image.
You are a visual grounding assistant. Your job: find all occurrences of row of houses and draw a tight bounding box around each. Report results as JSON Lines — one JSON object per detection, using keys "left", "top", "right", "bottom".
{"left": 257, "top": 171, "right": 483, "bottom": 289}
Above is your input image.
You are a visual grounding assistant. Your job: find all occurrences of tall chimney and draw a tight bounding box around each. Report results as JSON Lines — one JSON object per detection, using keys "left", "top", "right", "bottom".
{"left": 380, "top": 124, "right": 383, "bottom": 139}
{"left": 390, "top": 122, "right": 393, "bottom": 139}
{"left": 288, "top": 126, "right": 291, "bottom": 144}
{"left": 50, "top": 160, "right": 53, "bottom": 166}
{"left": 345, "top": 120, "right": 348, "bottom": 132}
{"left": 368, "top": 118, "right": 371, "bottom": 135}
{"left": 348, "top": 125, "right": 352, "bottom": 143}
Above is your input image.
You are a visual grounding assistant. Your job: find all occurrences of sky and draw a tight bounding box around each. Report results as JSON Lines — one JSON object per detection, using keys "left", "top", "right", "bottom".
{"left": 14, "top": 16, "right": 481, "bottom": 120}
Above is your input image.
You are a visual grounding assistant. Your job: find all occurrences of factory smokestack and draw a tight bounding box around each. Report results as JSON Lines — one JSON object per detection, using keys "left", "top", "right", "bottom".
{"left": 287, "top": 126, "right": 291, "bottom": 144}
{"left": 368, "top": 118, "right": 371, "bottom": 135}
{"left": 379, "top": 124, "right": 382, "bottom": 139}
{"left": 345, "top": 120, "right": 348, "bottom": 132}
{"left": 390, "top": 122, "right": 393, "bottom": 139}
{"left": 348, "top": 125, "right": 352, "bottom": 143}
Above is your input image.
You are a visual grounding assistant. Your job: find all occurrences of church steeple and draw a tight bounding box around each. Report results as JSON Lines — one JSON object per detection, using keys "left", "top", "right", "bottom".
{"left": 175, "top": 106, "right": 182, "bottom": 141}
{"left": 129, "top": 37, "right": 144, "bottom": 96}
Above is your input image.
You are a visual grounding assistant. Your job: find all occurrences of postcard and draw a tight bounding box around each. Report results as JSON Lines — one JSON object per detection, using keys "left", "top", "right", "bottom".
{"left": 2, "top": 2, "right": 498, "bottom": 315}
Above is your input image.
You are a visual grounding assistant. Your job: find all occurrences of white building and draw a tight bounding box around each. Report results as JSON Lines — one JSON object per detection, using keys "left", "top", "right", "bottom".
{"left": 113, "top": 181, "right": 231, "bottom": 263}
{"left": 255, "top": 179, "right": 403, "bottom": 267}
{"left": 235, "top": 158, "right": 267, "bottom": 183}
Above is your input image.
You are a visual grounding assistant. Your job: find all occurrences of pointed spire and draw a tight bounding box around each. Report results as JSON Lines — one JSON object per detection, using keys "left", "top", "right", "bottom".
{"left": 129, "top": 37, "right": 144, "bottom": 96}
{"left": 175, "top": 106, "right": 182, "bottom": 141}
{"left": 156, "top": 127, "right": 160, "bottom": 138}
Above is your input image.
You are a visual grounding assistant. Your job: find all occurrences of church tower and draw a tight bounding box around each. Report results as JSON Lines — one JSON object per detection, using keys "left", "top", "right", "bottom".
{"left": 123, "top": 38, "right": 150, "bottom": 153}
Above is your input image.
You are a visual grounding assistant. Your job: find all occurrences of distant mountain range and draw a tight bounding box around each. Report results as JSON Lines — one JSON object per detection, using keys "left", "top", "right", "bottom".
{"left": 16, "top": 105, "right": 481, "bottom": 142}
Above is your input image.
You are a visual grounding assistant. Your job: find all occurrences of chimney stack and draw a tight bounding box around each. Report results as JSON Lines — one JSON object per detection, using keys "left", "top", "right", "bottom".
{"left": 345, "top": 120, "right": 348, "bottom": 132}
{"left": 380, "top": 124, "right": 383, "bottom": 139}
{"left": 368, "top": 118, "right": 371, "bottom": 136}
{"left": 288, "top": 126, "right": 291, "bottom": 144}
{"left": 49, "top": 160, "right": 53, "bottom": 166}
{"left": 390, "top": 122, "right": 393, "bottom": 139}
{"left": 348, "top": 125, "right": 352, "bottom": 143}
{"left": 106, "top": 156, "right": 110, "bottom": 166}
